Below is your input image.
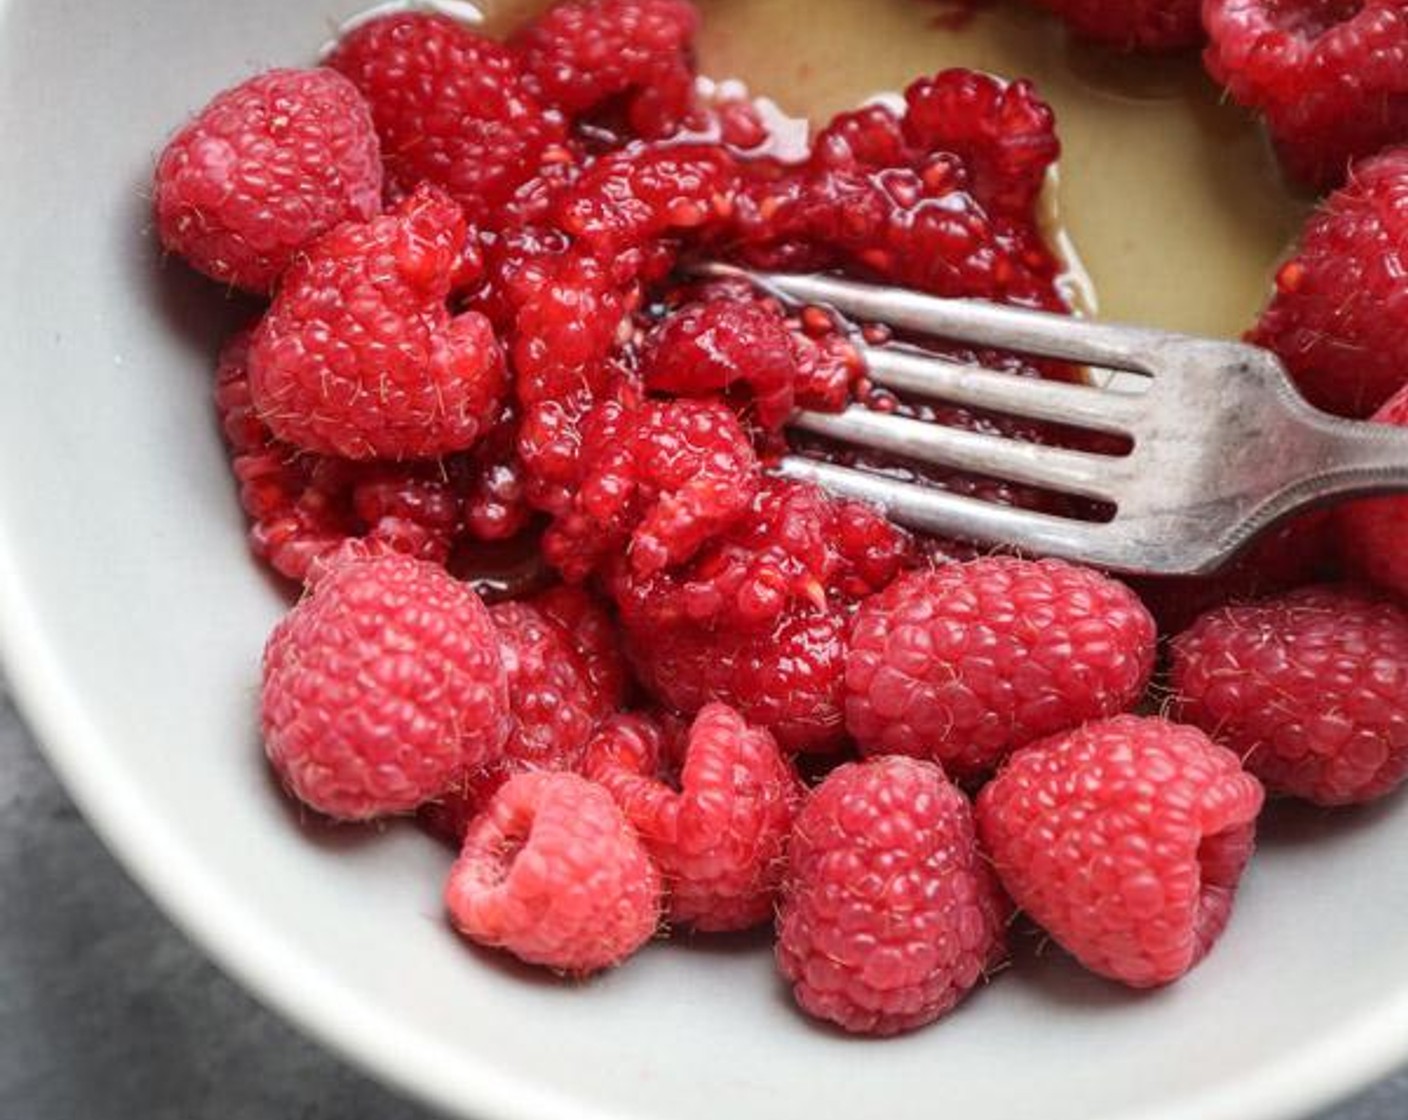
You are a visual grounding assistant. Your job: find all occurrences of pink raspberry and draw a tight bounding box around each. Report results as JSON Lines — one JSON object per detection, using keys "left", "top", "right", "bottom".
{"left": 153, "top": 67, "right": 382, "bottom": 294}
{"left": 1029, "top": 0, "right": 1202, "bottom": 51}
{"left": 444, "top": 771, "right": 661, "bottom": 974}
{"left": 1203, "top": 0, "right": 1408, "bottom": 187}
{"left": 1172, "top": 585, "right": 1408, "bottom": 806}
{"left": 511, "top": 0, "right": 700, "bottom": 138}
{"left": 610, "top": 477, "right": 915, "bottom": 633}
{"left": 583, "top": 704, "right": 802, "bottom": 931}
{"left": 976, "top": 715, "right": 1265, "bottom": 988}
{"left": 777, "top": 756, "right": 1009, "bottom": 1036}
{"left": 1250, "top": 148, "right": 1408, "bottom": 418}
{"left": 248, "top": 184, "right": 506, "bottom": 460}
{"left": 326, "top": 12, "right": 565, "bottom": 226}
{"left": 627, "top": 608, "right": 850, "bottom": 754}
{"left": 845, "top": 559, "right": 1156, "bottom": 780}
{"left": 261, "top": 550, "right": 510, "bottom": 820}
{"left": 542, "top": 397, "right": 761, "bottom": 582}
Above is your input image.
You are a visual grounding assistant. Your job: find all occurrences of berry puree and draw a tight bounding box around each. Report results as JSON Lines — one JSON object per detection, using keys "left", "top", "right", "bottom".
{"left": 152, "top": 0, "right": 1408, "bottom": 1037}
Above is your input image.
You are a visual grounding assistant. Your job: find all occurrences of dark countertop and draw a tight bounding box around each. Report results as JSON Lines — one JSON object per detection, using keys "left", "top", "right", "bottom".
{"left": 3, "top": 677, "right": 1407, "bottom": 1120}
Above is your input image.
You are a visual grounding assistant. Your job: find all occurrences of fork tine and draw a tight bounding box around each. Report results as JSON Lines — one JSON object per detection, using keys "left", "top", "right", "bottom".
{"left": 699, "top": 263, "right": 1165, "bottom": 372}
{"left": 777, "top": 456, "right": 1119, "bottom": 564}
{"left": 790, "top": 406, "right": 1120, "bottom": 501}
{"left": 859, "top": 345, "right": 1144, "bottom": 435}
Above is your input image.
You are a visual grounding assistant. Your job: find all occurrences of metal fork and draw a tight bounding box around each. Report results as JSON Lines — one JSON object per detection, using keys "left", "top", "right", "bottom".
{"left": 699, "top": 263, "right": 1408, "bottom": 577}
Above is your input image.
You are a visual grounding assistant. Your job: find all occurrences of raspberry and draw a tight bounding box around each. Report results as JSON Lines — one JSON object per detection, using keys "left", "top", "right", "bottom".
{"left": 153, "top": 68, "right": 382, "bottom": 294}
{"left": 1250, "top": 149, "right": 1408, "bottom": 418}
{"left": 326, "top": 13, "right": 565, "bottom": 226}
{"left": 261, "top": 550, "right": 510, "bottom": 820}
{"left": 216, "top": 331, "right": 469, "bottom": 582}
{"left": 248, "top": 184, "right": 506, "bottom": 460}
{"left": 533, "top": 585, "right": 631, "bottom": 708}
{"left": 1203, "top": 0, "right": 1408, "bottom": 187}
{"left": 542, "top": 397, "right": 761, "bottom": 582}
{"left": 555, "top": 144, "right": 738, "bottom": 260}
{"left": 977, "top": 717, "right": 1264, "bottom": 988}
{"left": 846, "top": 559, "right": 1156, "bottom": 780}
{"left": 1131, "top": 512, "right": 1333, "bottom": 636}
{"left": 610, "top": 478, "right": 915, "bottom": 633}
{"left": 583, "top": 704, "right": 802, "bottom": 931}
{"left": 776, "top": 756, "right": 1009, "bottom": 1036}
{"left": 511, "top": 0, "right": 700, "bottom": 139}
{"left": 444, "top": 771, "right": 661, "bottom": 974}
{"left": 459, "top": 410, "right": 533, "bottom": 542}
{"left": 627, "top": 608, "right": 850, "bottom": 753}
{"left": 1171, "top": 586, "right": 1408, "bottom": 806}
{"left": 1029, "top": 0, "right": 1202, "bottom": 51}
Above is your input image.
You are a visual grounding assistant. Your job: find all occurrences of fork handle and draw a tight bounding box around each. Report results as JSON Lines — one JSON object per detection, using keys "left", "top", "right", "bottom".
{"left": 1295, "top": 413, "right": 1408, "bottom": 508}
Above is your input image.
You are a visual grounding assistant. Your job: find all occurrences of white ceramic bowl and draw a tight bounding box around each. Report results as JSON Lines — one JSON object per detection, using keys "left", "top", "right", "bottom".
{"left": 6, "top": 2, "right": 1408, "bottom": 1118}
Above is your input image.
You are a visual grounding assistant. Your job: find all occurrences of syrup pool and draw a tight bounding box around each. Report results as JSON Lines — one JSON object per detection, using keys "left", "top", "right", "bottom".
{"left": 481, "top": 0, "right": 1311, "bottom": 339}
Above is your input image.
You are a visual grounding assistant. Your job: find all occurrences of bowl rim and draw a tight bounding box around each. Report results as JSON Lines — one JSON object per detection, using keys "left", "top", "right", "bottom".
{"left": 8, "top": 532, "right": 1408, "bottom": 1120}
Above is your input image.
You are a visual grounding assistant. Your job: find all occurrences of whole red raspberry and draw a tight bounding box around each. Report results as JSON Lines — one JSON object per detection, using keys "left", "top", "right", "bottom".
{"left": 153, "top": 68, "right": 382, "bottom": 294}
{"left": 261, "top": 550, "right": 510, "bottom": 820}
{"left": 845, "top": 559, "right": 1156, "bottom": 780}
{"left": 1172, "top": 586, "right": 1408, "bottom": 806}
{"left": 627, "top": 608, "right": 850, "bottom": 754}
{"left": 248, "top": 184, "right": 506, "bottom": 460}
{"left": 1029, "top": 0, "right": 1202, "bottom": 50}
{"left": 1250, "top": 148, "right": 1408, "bottom": 418}
{"left": 976, "top": 715, "right": 1265, "bottom": 988}
{"left": 583, "top": 704, "right": 802, "bottom": 931}
{"left": 444, "top": 771, "right": 661, "bottom": 974}
{"left": 542, "top": 398, "right": 761, "bottom": 582}
{"left": 511, "top": 0, "right": 700, "bottom": 138}
{"left": 610, "top": 478, "right": 915, "bottom": 633}
{"left": 777, "top": 756, "right": 1009, "bottom": 1036}
{"left": 325, "top": 12, "right": 565, "bottom": 226}
{"left": 1203, "top": 0, "right": 1408, "bottom": 187}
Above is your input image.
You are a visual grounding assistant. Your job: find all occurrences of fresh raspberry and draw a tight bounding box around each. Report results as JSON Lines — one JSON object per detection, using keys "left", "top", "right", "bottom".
{"left": 325, "top": 13, "right": 565, "bottom": 226}
{"left": 1029, "top": 0, "right": 1202, "bottom": 50}
{"left": 641, "top": 297, "right": 797, "bottom": 429}
{"left": 248, "top": 184, "right": 506, "bottom": 460}
{"left": 610, "top": 478, "right": 915, "bottom": 633}
{"left": 1131, "top": 512, "right": 1333, "bottom": 636}
{"left": 444, "top": 771, "right": 661, "bottom": 974}
{"left": 1203, "top": 0, "right": 1408, "bottom": 187}
{"left": 153, "top": 68, "right": 382, "bottom": 294}
{"left": 976, "top": 716, "right": 1264, "bottom": 988}
{"left": 846, "top": 559, "right": 1156, "bottom": 780}
{"left": 627, "top": 608, "right": 850, "bottom": 754}
{"left": 511, "top": 0, "right": 700, "bottom": 139}
{"left": 777, "top": 756, "right": 1009, "bottom": 1036}
{"left": 216, "top": 332, "right": 468, "bottom": 582}
{"left": 533, "top": 585, "right": 631, "bottom": 709}
{"left": 555, "top": 144, "right": 738, "bottom": 260}
{"left": 1172, "top": 585, "right": 1408, "bottom": 806}
{"left": 542, "top": 398, "right": 761, "bottom": 582}
{"left": 583, "top": 704, "right": 802, "bottom": 931}
{"left": 1249, "top": 149, "right": 1408, "bottom": 418}
{"left": 261, "top": 550, "right": 510, "bottom": 820}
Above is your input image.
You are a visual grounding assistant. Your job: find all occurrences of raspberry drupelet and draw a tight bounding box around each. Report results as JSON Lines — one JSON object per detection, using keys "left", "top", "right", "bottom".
{"left": 977, "top": 715, "right": 1265, "bottom": 988}
{"left": 845, "top": 558, "right": 1156, "bottom": 780}
{"left": 260, "top": 549, "right": 511, "bottom": 821}
{"left": 777, "top": 756, "right": 1010, "bottom": 1036}
{"left": 153, "top": 67, "right": 383, "bottom": 294}
{"left": 247, "top": 184, "right": 506, "bottom": 460}
{"left": 1172, "top": 586, "right": 1408, "bottom": 807}
{"left": 325, "top": 12, "right": 566, "bottom": 226}
{"left": 1203, "top": 0, "right": 1408, "bottom": 188}
{"left": 445, "top": 771, "right": 661, "bottom": 974}
{"left": 583, "top": 704, "right": 802, "bottom": 931}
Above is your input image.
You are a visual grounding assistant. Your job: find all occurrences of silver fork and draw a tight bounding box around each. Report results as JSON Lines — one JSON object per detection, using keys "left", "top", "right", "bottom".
{"left": 698, "top": 264, "right": 1408, "bottom": 577}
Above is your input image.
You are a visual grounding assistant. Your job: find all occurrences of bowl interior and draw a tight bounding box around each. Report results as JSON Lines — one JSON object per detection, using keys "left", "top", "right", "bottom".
{"left": 2, "top": 2, "right": 1407, "bottom": 1119}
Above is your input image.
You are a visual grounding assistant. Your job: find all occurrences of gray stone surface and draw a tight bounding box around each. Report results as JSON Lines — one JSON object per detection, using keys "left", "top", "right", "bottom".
{"left": 2, "top": 678, "right": 1407, "bottom": 1120}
